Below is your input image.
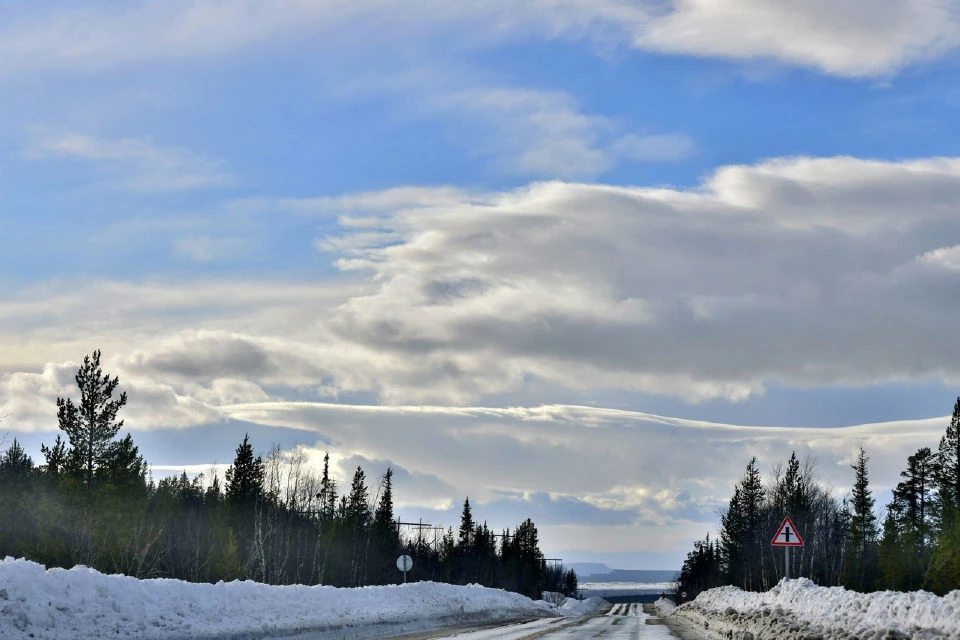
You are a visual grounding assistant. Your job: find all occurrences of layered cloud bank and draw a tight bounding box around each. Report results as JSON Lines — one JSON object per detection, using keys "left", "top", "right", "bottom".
{"left": 5, "top": 154, "right": 960, "bottom": 410}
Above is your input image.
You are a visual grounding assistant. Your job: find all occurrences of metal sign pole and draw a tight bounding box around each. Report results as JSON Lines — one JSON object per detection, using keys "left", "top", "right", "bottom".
{"left": 785, "top": 546, "right": 789, "bottom": 580}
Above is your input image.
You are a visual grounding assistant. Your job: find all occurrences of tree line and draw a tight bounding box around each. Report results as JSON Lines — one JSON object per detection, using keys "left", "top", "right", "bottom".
{"left": 0, "top": 350, "right": 576, "bottom": 599}
{"left": 677, "top": 398, "right": 960, "bottom": 599}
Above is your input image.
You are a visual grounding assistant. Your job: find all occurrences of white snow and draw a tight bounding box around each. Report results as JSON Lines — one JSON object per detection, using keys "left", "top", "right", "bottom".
{"left": 652, "top": 596, "right": 676, "bottom": 616}
{"left": 671, "top": 578, "right": 960, "bottom": 639}
{"left": 0, "top": 557, "right": 566, "bottom": 639}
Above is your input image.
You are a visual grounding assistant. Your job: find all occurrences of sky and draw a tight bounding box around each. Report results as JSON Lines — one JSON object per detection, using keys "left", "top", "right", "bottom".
{"left": 2, "top": 0, "right": 960, "bottom": 571}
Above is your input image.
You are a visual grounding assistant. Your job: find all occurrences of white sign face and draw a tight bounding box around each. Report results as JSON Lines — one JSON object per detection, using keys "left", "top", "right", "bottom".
{"left": 771, "top": 516, "right": 804, "bottom": 547}
{"left": 396, "top": 554, "right": 414, "bottom": 572}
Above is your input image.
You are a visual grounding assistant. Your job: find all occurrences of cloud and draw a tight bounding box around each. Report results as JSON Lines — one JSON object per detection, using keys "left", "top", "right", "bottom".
{"left": 0, "top": 2, "right": 957, "bottom": 80}
{"left": 209, "top": 400, "right": 945, "bottom": 559}
{"left": 433, "top": 87, "right": 695, "bottom": 177}
{"left": 636, "top": 0, "right": 960, "bottom": 78}
{"left": 25, "top": 133, "right": 232, "bottom": 191}
{"left": 306, "top": 156, "right": 960, "bottom": 402}
{"left": 5, "top": 154, "right": 960, "bottom": 408}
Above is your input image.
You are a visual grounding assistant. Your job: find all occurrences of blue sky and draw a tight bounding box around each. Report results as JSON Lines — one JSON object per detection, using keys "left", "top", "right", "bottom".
{"left": 3, "top": 1, "right": 960, "bottom": 569}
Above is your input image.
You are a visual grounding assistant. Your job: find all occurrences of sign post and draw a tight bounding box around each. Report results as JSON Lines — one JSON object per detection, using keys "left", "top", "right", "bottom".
{"left": 396, "top": 554, "right": 413, "bottom": 583}
{"left": 771, "top": 516, "right": 804, "bottom": 580}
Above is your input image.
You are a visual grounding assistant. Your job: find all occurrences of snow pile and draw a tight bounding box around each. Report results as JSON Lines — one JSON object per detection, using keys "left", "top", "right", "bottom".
{"left": 653, "top": 595, "right": 676, "bottom": 616}
{"left": 0, "top": 557, "right": 556, "bottom": 640}
{"left": 556, "top": 596, "right": 608, "bottom": 617}
{"left": 673, "top": 578, "right": 960, "bottom": 640}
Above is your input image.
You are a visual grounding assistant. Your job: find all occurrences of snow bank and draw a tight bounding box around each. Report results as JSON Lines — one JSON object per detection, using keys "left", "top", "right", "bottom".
{"left": 556, "top": 596, "right": 608, "bottom": 617}
{"left": 673, "top": 578, "right": 960, "bottom": 640}
{"left": 0, "top": 557, "right": 556, "bottom": 640}
{"left": 653, "top": 596, "right": 676, "bottom": 616}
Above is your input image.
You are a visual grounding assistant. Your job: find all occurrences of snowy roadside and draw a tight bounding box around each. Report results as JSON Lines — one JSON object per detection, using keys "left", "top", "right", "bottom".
{"left": 0, "top": 557, "right": 595, "bottom": 640}
{"left": 657, "top": 579, "right": 960, "bottom": 640}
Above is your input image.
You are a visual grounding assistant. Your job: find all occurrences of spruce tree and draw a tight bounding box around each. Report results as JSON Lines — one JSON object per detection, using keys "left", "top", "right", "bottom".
{"left": 56, "top": 349, "right": 128, "bottom": 488}
{"left": 345, "top": 466, "right": 371, "bottom": 528}
{"left": 843, "top": 447, "right": 878, "bottom": 590}
{"left": 225, "top": 434, "right": 264, "bottom": 507}
{"left": 458, "top": 497, "right": 474, "bottom": 549}
{"left": 318, "top": 452, "right": 338, "bottom": 522}
{"left": 373, "top": 468, "right": 395, "bottom": 532}
{"left": 40, "top": 434, "right": 68, "bottom": 477}
{"left": 936, "top": 397, "right": 960, "bottom": 530}
{"left": 0, "top": 438, "right": 33, "bottom": 477}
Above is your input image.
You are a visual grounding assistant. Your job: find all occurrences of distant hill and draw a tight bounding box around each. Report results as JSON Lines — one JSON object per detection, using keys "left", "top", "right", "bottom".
{"left": 568, "top": 563, "right": 677, "bottom": 584}
{"left": 566, "top": 563, "right": 614, "bottom": 578}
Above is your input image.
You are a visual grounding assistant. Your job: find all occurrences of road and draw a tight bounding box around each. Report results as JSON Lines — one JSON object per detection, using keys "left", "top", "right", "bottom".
{"left": 396, "top": 603, "right": 682, "bottom": 639}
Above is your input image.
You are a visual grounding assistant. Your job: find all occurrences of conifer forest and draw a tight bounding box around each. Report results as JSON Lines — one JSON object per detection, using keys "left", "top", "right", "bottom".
{"left": 0, "top": 351, "right": 576, "bottom": 599}
{"left": 677, "top": 397, "right": 960, "bottom": 601}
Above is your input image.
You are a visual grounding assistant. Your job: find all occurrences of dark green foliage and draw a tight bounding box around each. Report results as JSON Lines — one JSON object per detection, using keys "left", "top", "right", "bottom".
{"left": 56, "top": 350, "right": 128, "bottom": 488}
{"left": 458, "top": 497, "right": 474, "bottom": 548}
{"left": 677, "top": 535, "right": 723, "bottom": 601}
{"left": 842, "top": 447, "right": 879, "bottom": 591}
{"left": 682, "top": 398, "right": 960, "bottom": 596}
{"left": 0, "top": 348, "right": 578, "bottom": 598}
{"left": 698, "top": 453, "right": 849, "bottom": 593}
{"left": 225, "top": 434, "right": 264, "bottom": 507}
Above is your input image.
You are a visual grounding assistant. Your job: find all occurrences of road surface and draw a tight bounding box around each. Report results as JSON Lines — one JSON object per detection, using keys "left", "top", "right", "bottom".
{"left": 394, "top": 603, "right": 683, "bottom": 639}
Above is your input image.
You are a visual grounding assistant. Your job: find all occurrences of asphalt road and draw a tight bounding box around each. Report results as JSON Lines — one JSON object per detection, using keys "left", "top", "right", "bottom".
{"left": 392, "top": 603, "right": 684, "bottom": 639}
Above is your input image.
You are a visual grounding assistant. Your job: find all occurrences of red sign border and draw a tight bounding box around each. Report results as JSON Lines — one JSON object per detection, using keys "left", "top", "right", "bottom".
{"left": 771, "top": 516, "right": 804, "bottom": 547}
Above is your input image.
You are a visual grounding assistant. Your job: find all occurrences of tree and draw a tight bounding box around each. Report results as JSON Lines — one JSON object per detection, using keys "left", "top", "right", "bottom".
{"left": 318, "top": 452, "right": 338, "bottom": 522}
{"left": 56, "top": 350, "right": 128, "bottom": 488}
{"left": 225, "top": 434, "right": 264, "bottom": 507}
{"left": 40, "top": 435, "right": 68, "bottom": 478}
{"left": 936, "top": 398, "right": 960, "bottom": 531}
{"left": 97, "top": 433, "right": 148, "bottom": 489}
{"left": 373, "top": 469, "right": 394, "bottom": 530}
{"left": 843, "top": 447, "right": 878, "bottom": 591}
{"left": 721, "top": 457, "right": 764, "bottom": 590}
{"left": 458, "top": 497, "right": 474, "bottom": 549}
{"left": 879, "top": 447, "right": 937, "bottom": 590}
{"left": 0, "top": 438, "right": 33, "bottom": 478}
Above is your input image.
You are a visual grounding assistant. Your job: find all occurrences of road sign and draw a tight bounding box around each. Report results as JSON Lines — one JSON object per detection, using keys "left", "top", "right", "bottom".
{"left": 771, "top": 516, "right": 804, "bottom": 546}
{"left": 397, "top": 554, "right": 413, "bottom": 583}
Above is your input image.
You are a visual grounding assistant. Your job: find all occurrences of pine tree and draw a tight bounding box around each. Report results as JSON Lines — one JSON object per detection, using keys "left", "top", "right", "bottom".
{"left": 843, "top": 447, "right": 878, "bottom": 590}
{"left": 373, "top": 468, "right": 395, "bottom": 533}
{"left": 56, "top": 349, "right": 128, "bottom": 488}
{"left": 318, "top": 452, "right": 338, "bottom": 522}
{"left": 345, "top": 466, "right": 371, "bottom": 528}
{"left": 458, "top": 497, "right": 474, "bottom": 549}
{"left": 40, "top": 434, "right": 68, "bottom": 477}
{"left": 225, "top": 434, "right": 264, "bottom": 507}
{"left": 927, "top": 400, "right": 960, "bottom": 593}
{"left": 880, "top": 447, "right": 937, "bottom": 590}
{"left": 97, "top": 433, "right": 148, "bottom": 489}
{"left": 0, "top": 438, "right": 33, "bottom": 477}
{"left": 936, "top": 398, "right": 960, "bottom": 531}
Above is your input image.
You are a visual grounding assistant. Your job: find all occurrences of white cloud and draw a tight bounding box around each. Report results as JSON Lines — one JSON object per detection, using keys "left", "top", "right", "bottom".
{"left": 25, "top": 133, "right": 232, "bottom": 191}
{"left": 434, "top": 87, "right": 695, "bottom": 177}
{"left": 5, "top": 154, "right": 960, "bottom": 409}
{"left": 0, "top": 1, "right": 957, "bottom": 79}
{"left": 637, "top": 0, "right": 960, "bottom": 78}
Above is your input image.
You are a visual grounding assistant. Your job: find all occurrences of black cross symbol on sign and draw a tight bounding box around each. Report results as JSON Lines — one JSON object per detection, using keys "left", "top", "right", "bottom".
{"left": 782, "top": 526, "right": 792, "bottom": 542}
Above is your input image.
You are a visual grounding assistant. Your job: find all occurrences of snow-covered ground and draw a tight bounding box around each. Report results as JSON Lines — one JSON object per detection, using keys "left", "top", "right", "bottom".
{"left": 0, "top": 557, "right": 607, "bottom": 640}
{"left": 665, "top": 578, "right": 960, "bottom": 639}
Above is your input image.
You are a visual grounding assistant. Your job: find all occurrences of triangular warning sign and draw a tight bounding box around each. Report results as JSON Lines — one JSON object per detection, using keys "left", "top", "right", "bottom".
{"left": 771, "top": 516, "right": 804, "bottom": 546}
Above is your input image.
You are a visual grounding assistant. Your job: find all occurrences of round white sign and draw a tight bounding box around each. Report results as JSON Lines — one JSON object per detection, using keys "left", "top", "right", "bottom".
{"left": 396, "top": 554, "right": 413, "bottom": 572}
